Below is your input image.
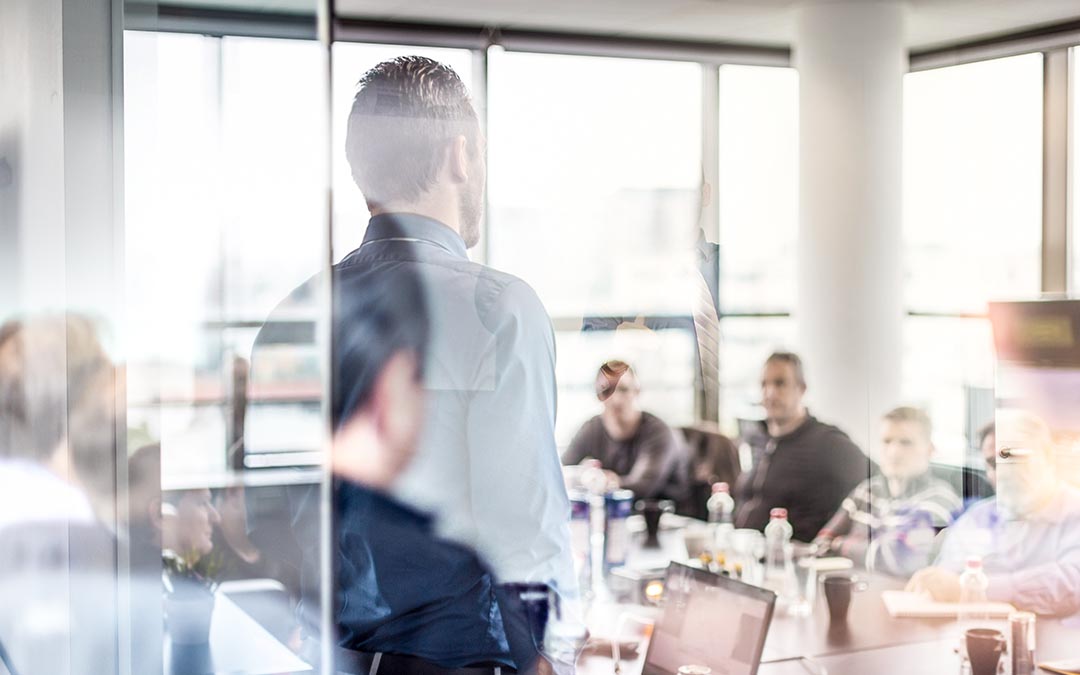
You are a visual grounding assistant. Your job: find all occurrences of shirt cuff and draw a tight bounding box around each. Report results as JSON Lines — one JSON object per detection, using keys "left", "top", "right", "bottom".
{"left": 986, "top": 573, "right": 1017, "bottom": 604}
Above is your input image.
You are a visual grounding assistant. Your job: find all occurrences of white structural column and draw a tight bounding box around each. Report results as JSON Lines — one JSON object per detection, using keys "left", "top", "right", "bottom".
{"left": 795, "top": 0, "right": 907, "bottom": 452}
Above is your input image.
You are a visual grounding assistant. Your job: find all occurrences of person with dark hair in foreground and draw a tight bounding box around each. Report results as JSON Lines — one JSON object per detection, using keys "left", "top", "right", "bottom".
{"left": 562, "top": 360, "right": 687, "bottom": 500}
{"left": 734, "top": 351, "right": 872, "bottom": 542}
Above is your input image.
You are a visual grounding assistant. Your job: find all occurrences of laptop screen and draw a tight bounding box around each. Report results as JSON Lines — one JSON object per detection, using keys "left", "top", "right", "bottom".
{"left": 643, "top": 563, "right": 776, "bottom": 675}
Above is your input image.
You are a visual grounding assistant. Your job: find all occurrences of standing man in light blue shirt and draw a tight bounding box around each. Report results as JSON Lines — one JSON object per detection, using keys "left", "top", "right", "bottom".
{"left": 343, "top": 56, "right": 579, "bottom": 667}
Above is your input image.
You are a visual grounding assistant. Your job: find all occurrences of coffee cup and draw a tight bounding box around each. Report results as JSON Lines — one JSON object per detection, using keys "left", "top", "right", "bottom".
{"left": 821, "top": 574, "right": 868, "bottom": 623}
{"left": 965, "top": 628, "right": 1006, "bottom": 675}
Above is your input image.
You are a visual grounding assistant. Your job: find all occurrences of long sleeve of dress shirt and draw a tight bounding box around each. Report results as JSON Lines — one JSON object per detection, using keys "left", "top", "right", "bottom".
{"left": 936, "top": 490, "right": 1080, "bottom": 616}
{"left": 466, "top": 279, "right": 576, "bottom": 593}
{"left": 617, "top": 422, "right": 680, "bottom": 499}
{"left": 986, "top": 559, "right": 1080, "bottom": 616}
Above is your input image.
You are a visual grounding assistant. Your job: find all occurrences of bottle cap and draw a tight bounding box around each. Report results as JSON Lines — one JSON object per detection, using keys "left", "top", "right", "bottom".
{"left": 711, "top": 482, "right": 730, "bottom": 494}
{"left": 770, "top": 507, "right": 788, "bottom": 519}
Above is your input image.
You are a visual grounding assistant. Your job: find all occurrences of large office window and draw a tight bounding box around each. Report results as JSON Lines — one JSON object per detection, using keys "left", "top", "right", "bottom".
{"left": 716, "top": 65, "right": 798, "bottom": 426}
{"left": 487, "top": 50, "right": 703, "bottom": 446}
{"left": 124, "top": 31, "right": 326, "bottom": 481}
{"left": 902, "top": 53, "right": 1043, "bottom": 463}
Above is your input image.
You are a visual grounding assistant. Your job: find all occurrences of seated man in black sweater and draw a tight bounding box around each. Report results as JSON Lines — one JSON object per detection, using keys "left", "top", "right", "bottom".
{"left": 562, "top": 360, "right": 687, "bottom": 500}
{"left": 734, "top": 351, "right": 871, "bottom": 542}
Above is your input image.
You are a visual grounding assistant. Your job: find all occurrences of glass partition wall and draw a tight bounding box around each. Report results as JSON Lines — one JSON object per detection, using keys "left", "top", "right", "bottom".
{"left": 5, "top": 2, "right": 1080, "bottom": 672}
{"left": 122, "top": 2, "right": 332, "bottom": 674}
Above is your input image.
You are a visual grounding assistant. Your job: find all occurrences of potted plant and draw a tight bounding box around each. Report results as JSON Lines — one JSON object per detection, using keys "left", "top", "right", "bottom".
{"left": 163, "top": 549, "right": 221, "bottom": 645}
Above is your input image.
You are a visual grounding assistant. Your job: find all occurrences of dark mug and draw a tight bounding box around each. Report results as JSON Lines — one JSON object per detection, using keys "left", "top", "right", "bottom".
{"left": 635, "top": 499, "right": 674, "bottom": 549}
{"left": 965, "top": 628, "right": 1006, "bottom": 675}
{"left": 821, "top": 574, "right": 868, "bottom": 623}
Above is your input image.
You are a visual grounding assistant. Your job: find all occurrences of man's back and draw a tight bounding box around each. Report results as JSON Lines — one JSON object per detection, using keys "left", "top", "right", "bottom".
{"left": 342, "top": 214, "right": 573, "bottom": 587}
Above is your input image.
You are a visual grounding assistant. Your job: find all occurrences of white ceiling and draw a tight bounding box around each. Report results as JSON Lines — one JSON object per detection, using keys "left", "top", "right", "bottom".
{"left": 173, "top": 0, "right": 1080, "bottom": 51}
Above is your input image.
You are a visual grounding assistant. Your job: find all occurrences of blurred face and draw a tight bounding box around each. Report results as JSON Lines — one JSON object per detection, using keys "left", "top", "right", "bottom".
{"left": 602, "top": 370, "right": 641, "bottom": 428}
{"left": 879, "top": 419, "right": 933, "bottom": 481}
{"left": 981, "top": 431, "right": 997, "bottom": 488}
{"left": 760, "top": 360, "right": 805, "bottom": 424}
{"left": 331, "top": 351, "right": 425, "bottom": 490}
{"left": 164, "top": 488, "right": 220, "bottom": 557}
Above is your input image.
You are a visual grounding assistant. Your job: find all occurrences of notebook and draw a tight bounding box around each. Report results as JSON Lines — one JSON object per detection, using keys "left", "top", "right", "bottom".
{"left": 1038, "top": 660, "right": 1080, "bottom": 675}
{"left": 881, "top": 590, "right": 1016, "bottom": 618}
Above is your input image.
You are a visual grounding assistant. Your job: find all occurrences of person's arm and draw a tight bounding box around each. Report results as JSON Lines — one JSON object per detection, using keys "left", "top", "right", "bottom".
{"left": 813, "top": 496, "right": 856, "bottom": 554}
{"left": 561, "top": 421, "right": 593, "bottom": 466}
{"left": 466, "top": 279, "right": 577, "bottom": 591}
{"left": 618, "top": 422, "right": 680, "bottom": 499}
{"left": 986, "top": 561, "right": 1080, "bottom": 616}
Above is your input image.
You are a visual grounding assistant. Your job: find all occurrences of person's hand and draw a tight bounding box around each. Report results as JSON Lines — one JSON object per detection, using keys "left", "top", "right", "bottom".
{"left": 602, "top": 470, "right": 622, "bottom": 492}
{"left": 906, "top": 567, "right": 961, "bottom": 602}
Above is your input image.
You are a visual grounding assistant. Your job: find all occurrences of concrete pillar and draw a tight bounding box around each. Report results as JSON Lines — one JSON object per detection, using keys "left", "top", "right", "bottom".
{"left": 795, "top": 0, "right": 907, "bottom": 451}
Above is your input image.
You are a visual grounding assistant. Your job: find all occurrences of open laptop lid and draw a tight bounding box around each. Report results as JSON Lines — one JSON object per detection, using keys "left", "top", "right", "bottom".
{"left": 643, "top": 563, "right": 777, "bottom": 675}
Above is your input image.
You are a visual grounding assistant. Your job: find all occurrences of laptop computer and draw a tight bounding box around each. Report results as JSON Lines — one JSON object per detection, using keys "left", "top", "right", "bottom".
{"left": 642, "top": 563, "right": 777, "bottom": 675}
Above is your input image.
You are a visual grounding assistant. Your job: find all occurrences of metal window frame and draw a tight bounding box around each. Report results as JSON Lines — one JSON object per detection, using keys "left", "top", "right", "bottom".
{"left": 123, "top": 3, "right": 1080, "bottom": 400}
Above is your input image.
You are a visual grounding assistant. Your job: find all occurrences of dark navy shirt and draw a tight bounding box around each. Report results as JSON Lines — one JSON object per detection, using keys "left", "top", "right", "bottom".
{"left": 334, "top": 483, "right": 514, "bottom": 668}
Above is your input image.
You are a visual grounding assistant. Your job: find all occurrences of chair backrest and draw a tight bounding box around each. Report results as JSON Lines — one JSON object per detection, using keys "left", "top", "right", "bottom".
{"left": 929, "top": 462, "right": 994, "bottom": 506}
{"left": 677, "top": 424, "right": 741, "bottom": 520}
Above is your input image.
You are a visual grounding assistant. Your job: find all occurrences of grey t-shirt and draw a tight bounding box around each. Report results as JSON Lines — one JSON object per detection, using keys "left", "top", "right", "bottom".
{"left": 562, "top": 412, "right": 686, "bottom": 499}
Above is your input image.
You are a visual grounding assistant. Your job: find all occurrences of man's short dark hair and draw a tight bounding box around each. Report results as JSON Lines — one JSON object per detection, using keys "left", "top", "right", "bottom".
{"left": 345, "top": 56, "right": 479, "bottom": 210}
{"left": 977, "top": 420, "right": 995, "bottom": 447}
{"left": 765, "top": 351, "right": 806, "bottom": 388}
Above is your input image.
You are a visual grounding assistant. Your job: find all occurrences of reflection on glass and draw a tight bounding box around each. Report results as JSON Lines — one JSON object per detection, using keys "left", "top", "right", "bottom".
{"left": 0, "top": 316, "right": 142, "bottom": 674}
{"left": 124, "top": 17, "right": 327, "bottom": 675}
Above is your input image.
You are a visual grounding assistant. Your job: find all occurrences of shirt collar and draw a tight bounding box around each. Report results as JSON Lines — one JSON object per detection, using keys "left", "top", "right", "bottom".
{"left": 363, "top": 213, "right": 469, "bottom": 260}
{"left": 760, "top": 412, "right": 817, "bottom": 441}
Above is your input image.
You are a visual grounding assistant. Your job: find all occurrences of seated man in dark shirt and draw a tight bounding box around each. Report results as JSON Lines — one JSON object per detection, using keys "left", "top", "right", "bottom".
{"left": 562, "top": 360, "right": 687, "bottom": 500}
{"left": 734, "top": 351, "right": 871, "bottom": 542}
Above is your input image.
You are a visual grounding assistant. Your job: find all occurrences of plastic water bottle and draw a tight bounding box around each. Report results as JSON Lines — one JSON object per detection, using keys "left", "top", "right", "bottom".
{"left": 707, "top": 483, "right": 736, "bottom": 565}
{"left": 706, "top": 482, "right": 735, "bottom": 524}
{"left": 958, "top": 556, "right": 990, "bottom": 664}
{"left": 763, "top": 508, "right": 796, "bottom": 601}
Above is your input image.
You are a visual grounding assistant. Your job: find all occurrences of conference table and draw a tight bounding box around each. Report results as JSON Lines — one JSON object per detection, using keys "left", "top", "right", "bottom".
{"left": 164, "top": 590, "right": 311, "bottom": 675}
{"left": 577, "top": 525, "right": 1080, "bottom": 675}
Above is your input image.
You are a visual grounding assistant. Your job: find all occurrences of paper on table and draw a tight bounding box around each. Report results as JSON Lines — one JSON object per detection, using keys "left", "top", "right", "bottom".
{"left": 807, "top": 557, "right": 854, "bottom": 573}
{"left": 881, "top": 590, "right": 1016, "bottom": 618}
{"left": 1039, "top": 660, "right": 1080, "bottom": 675}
